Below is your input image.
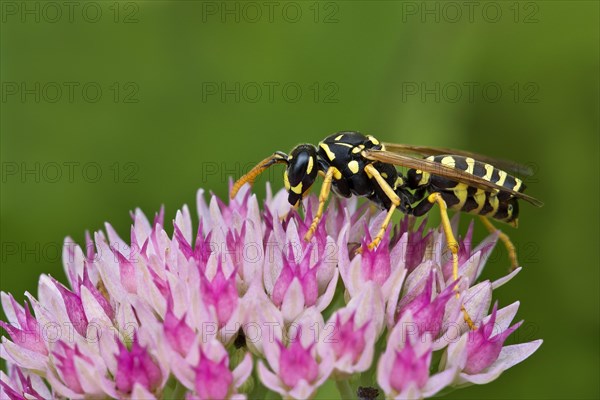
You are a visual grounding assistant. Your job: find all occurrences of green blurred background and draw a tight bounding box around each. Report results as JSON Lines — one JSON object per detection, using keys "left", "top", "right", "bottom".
{"left": 1, "top": 1, "right": 598, "bottom": 398}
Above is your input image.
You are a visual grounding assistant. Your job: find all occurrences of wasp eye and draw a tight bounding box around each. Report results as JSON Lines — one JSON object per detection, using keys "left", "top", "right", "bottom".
{"left": 288, "top": 151, "right": 311, "bottom": 185}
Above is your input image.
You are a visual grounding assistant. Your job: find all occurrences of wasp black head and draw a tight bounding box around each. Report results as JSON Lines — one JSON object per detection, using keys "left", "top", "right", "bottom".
{"left": 284, "top": 144, "right": 319, "bottom": 206}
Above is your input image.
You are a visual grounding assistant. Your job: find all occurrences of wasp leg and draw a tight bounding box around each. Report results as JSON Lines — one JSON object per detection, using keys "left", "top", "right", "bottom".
{"left": 427, "top": 193, "right": 460, "bottom": 283}
{"left": 230, "top": 152, "right": 288, "bottom": 199}
{"left": 413, "top": 192, "right": 476, "bottom": 330}
{"left": 304, "top": 166, "right": 338, "bottom": 242}
{"left": 479, "top": 216, "right": 518, "bottom": 271}
{"left": 363, "top": 164, "right": 402, "bottom": 251}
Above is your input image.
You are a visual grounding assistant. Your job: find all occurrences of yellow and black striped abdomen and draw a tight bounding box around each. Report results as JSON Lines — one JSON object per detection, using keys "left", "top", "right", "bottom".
{"left": 424, "top": 155, "right": 526, "bottom": 194}
{"left": 407, "top": 155, "right": 524, "bottom": 225}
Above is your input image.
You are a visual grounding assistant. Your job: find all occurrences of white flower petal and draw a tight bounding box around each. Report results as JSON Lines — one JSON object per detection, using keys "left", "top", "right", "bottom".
{"left": 233, "top": 353, "right": 253, "bottom": 389}
{"left": 1, "top": 340, "right": 46, "bottom": 371}
{"left": 196, "top": 189, "right": 212, "bottom": 233}
{"left": 131, "top": 383, "right": 157, "bottom": 400}
{"left": 132, "top": 208, "right": 152, "bottom": 245}
{"left": 288, "top": 378, "right": 319, "bottom": 400}
{"left": 80, "top": 286, "right": 112, "bottom": 329}
{"left": 422, "top": 367, "right": 458, "bottom": 397}
{"left": 104, "top": 222, "right": 129, "bottom": 258}
{"left": 62, "top": 237, "right": 85, "bottom": 288}
{"left": 175, "top": 204, "right": 193, "bottom": 244}
{"left": 74, "top": 357, "right": 104, "bottom": 395}
{"left": 0, "top": 292, "right": 20, "bottom": 327}
{"left": 492, "top": 267, "right": 521, "bottom": 289}
{"left": 376, "top": 344, "right": 395, "bottom": 394}
{"left": 281, "top": 279, "right": 305, "bottom": 323}
{"left": 484, "top": 301, "right": 520, "bottom": 332}
{"left": 315, "top": 269, "right": 339, "bottom": 312}
{"left": 45, "top": 367, "right": 82, "bottom": 399}
{"left": 461, "top": 281, "right": 492, "bottom": 329}
{"left": 257, "top": 361, "right": 285, "bottom": 395}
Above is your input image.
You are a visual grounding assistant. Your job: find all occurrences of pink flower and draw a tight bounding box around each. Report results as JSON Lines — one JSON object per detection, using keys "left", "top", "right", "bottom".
{"left": 193, "top": 349, "right": 233, "bottom": 399}
{"left": 378, "top": 315, "right": 457, "bottom": 399}
{"left": 319, "top": 284, "right": 382, "bottom": 375}
{"left": 395, "top": 270, "right": 457, "bottom": 339}
{"left": 329, "top": 312, "right": 368, "bottom": 365}
{"left": 163, "top": 298, "right": 196, "bottom": 357}
{"left": 263, "top": 211, "right": 339, "bottom": 323}
{"left": 170, "top": 339, "right": 252, "bottom": 400}
{"left": 445, "top": 301, "right": 543, "bottom": 385}
{"left": 0, "top": 183, "right": 542, "bottom": 399}
{"left": 337, "top": 215, "right": 407, "bottom": 301}
{"left": 199, "top": 260, "right": 238, "bottom": 329}
{"left": 0, "top": 295, "right": 47, "bottom": 356}
{"left": 115, "top": 335, "right": 163, "bottom": 394}
{"left": 258, "top": 328, "right": 334, "bottom": 399}
{"left": 272, "top": 247, "right": 319, "bottom": 308}
{"left": 464, "top": 302, "right": 522, "bottom": 374}
{"left": 0, "top": 366, "right": 50, "bottom": 400}
{"left": 52, "top": 341, "right": 94, "bottom": 394}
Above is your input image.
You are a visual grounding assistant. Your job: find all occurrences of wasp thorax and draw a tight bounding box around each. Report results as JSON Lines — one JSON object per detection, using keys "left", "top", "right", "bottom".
{"left": 283, "top": 144, "right": 319, "bottom": 206}
{"left": 406, "top": 168, "right": 426, "bottom": 187}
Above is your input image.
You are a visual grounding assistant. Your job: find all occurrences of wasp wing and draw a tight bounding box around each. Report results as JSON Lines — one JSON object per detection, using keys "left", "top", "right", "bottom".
{"left": 382, "top": 143, "right": 535, "bottom": 177}
{"left": 364, "top": 149, "right": 544, "bottom": 207}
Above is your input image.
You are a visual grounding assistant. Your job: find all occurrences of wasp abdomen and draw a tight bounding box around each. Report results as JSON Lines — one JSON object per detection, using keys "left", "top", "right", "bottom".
{"left": 423, "top": 155, "right": 526, "bottom": 193}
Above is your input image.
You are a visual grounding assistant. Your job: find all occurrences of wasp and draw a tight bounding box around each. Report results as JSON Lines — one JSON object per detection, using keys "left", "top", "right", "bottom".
{"left": 230, "top": 132, "right": 542, "bottom": 326}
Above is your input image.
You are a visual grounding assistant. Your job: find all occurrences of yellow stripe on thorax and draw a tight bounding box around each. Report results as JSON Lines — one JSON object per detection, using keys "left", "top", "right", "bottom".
{"left": 441, "top": 156, "right": 456, "bottom": 168}
{"left": 319, "top": 143, "right": 336, "bottom": 160}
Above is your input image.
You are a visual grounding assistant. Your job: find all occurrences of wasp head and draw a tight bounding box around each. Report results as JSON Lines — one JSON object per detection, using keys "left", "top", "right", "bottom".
{"left": 283, "top": 144, "right": 319, "bottom": 206}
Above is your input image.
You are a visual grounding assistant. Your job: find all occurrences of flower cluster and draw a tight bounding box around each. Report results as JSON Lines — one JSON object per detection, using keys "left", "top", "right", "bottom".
{"left": 0, "top": 182, "right": 542, "bottom": 399}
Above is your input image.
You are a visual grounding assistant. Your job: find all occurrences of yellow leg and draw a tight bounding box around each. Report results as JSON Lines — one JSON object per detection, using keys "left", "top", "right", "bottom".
{"left": 367, "top": 204, "right": 397, "bottom": 250}
{"left": 304, "top": 167, "right": 336, "bottom": 242}
{"left": 428, "top": 193, "right": 475, "bottom": 330}
{"left": 363, "top": 164, "right": 402, "bottom": 251}
{"left": 479, "top": 216, "right": 518, "bottom": 271}
{"left": 364, "top": 164, "right": 401, "bottom": 204}
{"left": 230, "top": 153, "right": 286, "bottom": 198}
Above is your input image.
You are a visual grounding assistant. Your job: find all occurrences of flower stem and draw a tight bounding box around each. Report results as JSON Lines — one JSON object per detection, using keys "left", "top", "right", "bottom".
{"left": 171, "top": 381, "right": 187, "bottom": 399}
{"left": 335, "top": 378, "right": 354, "bottom": 399}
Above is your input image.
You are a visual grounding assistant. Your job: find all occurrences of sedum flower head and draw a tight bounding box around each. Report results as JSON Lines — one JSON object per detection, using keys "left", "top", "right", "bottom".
{"left": 1, "top": 182, "right": 541, "bottom": 399}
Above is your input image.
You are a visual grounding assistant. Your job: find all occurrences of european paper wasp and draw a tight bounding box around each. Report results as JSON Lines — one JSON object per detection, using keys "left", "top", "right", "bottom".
{"left": 231, "top": 131, "right": 543, "bottom": 328}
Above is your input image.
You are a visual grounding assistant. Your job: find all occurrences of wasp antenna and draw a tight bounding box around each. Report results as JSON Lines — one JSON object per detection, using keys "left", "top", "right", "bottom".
{"left": 230, "top": 152, "right": 288, "bottom": 199}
